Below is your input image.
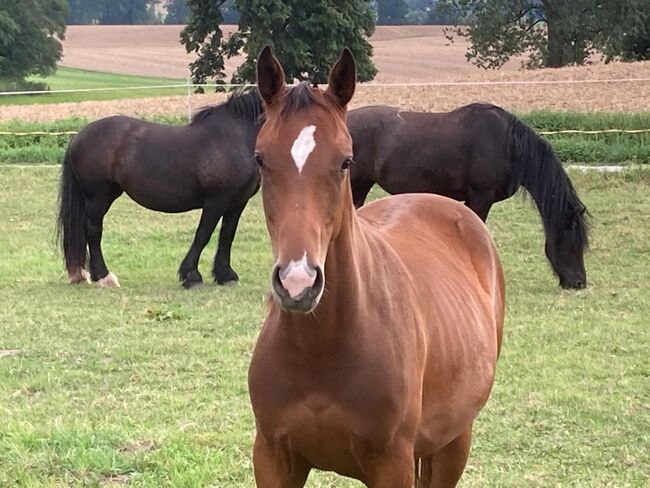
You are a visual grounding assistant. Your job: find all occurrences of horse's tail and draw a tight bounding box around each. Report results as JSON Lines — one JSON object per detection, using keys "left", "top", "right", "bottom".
{"left": 506, "top": 112, "right": 589, "bottom": 248}
{"left": 56, "top": 141, "right": 88, "bottom": 282}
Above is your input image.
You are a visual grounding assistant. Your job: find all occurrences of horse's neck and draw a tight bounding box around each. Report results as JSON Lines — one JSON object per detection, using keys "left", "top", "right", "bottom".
{"left": 277, "top": 202, "right": 370, "bottom": 352}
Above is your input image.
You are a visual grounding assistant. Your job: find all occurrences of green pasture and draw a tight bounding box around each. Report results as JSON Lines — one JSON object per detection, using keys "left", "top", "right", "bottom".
{"left": 0, "top": 166, "right": 648, "bottom": 486}
{"left": 0, "top": 68, "right": 186, "bottom": 105}
{"left": 1, "top": 111, "right": 649, "bottom": 166}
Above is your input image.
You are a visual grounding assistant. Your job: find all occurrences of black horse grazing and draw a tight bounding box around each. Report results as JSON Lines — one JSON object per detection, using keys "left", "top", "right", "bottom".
{"left": 57, "top": 91, "right": 262, "bottom": 288}
{"left": 348, "top": 103, "right": 589, "bottom": 289}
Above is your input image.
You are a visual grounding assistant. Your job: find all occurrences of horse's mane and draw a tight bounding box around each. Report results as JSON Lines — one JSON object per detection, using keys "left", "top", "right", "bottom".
{"left": 191, "top": 89, "right": 264, "bottom": 127}
{"left": 278, "top": 82, "right": 331, "bottom": 119}
{"left": 503, "top": 107, "right": 589, "bottom": 250}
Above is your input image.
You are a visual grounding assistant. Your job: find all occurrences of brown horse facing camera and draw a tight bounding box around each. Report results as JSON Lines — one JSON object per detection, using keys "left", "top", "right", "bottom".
{"left": 248, "top": 47, "right": 506, "bottom": 487}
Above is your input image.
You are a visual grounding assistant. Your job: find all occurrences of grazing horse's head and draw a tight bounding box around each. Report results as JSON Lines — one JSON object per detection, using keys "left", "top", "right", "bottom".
{"left": 255, "top": 46, "right": 356, "bottom": 313}
{"left": 545, "top": 203, "right": 588, "bottom": 289}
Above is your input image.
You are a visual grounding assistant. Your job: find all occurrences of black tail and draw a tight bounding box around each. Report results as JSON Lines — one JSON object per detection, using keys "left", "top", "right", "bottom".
{"left": 507, "top": 113, "right": 589, "bottom": 251}
{"left": 56, "top": 142, "right": 88, "bottom": 279}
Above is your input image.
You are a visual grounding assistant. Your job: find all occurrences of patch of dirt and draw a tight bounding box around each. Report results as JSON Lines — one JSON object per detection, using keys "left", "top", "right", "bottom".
{"left": 100, "top": 474, "right": 131, "bottom": 486}
{"left": 0, "top": 349, "right": 21, "bottom": 358}
{"left": 119, "top": 440, "right": 155, "bottom": 454}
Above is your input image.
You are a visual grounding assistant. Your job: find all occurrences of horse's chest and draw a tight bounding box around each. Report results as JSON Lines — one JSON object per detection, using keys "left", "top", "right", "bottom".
{"left": 258, "top": 392, "right": 400, "bottom": 473}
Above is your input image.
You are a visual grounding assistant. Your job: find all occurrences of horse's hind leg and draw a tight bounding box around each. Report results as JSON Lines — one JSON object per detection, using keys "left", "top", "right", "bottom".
{"left": 212, "top": 201, "right": 247, "bottom": 285}
{"left": 86, "top": 187, "right": 122, "bottom": 287}
{"left": 423, "top": 424, "right": 473, "bottom": 487}
{"left": 178, "top": 201, "right": 224, "bottom": 289}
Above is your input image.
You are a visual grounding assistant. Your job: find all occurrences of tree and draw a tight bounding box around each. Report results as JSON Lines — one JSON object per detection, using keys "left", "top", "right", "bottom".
{"left": 165, "top": 0, "right": 190, "bottom": 24}
{"left": 99, "top": 0, "right": 161, "bottom": 25}
{"left": 600, "top": 1, "right": 649, "bottom": 62}
{"left": 226, "top": 0, "right": 377, "bottom": 84}
{"left": 67, "top": 0, "right": 161, "bottom": 25}
{"left": 0, "top": 0, "right": 67, "bottom": 83}
{"left": 436, "top": 0, "right": 649, "bottom": 69}
{"left": 67, "top": 0, "right": 103, "bottom": 24}
{"left": 376, "top": 0, "right": 408, "bottom": 25}
{"left": 180, "top": 0, "right": 228, "bottom": 90}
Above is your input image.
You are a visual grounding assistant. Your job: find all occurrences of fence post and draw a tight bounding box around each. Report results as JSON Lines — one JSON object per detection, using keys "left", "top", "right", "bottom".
{"left": 187, "top": 78, "right": 192, "bottom": 123}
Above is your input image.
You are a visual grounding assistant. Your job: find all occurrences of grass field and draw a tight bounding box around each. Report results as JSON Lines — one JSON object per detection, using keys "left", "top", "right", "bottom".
{"left": 0, "top": 68, "right": 185, "bottom": 106}
{"left": 0, "top": 166, "right": 648, "bottom": 486}
{"left": 2, "top": 111, "right": 649, "bottom": 166}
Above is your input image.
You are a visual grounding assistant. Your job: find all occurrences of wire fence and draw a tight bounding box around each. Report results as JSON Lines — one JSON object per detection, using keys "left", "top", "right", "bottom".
{"left": 1, "top": 77, "right": 649, "bottom": 97}
{"left": 2, "top": 129, "right": 649, "bottom": 137}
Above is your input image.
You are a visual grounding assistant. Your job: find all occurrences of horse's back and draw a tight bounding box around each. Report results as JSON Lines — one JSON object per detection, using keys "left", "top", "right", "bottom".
{"left": 359, "top": 193, "right": 502, "bottom": 298}
{"left": 349, "top": 105, "right": 513, "bottom": 201}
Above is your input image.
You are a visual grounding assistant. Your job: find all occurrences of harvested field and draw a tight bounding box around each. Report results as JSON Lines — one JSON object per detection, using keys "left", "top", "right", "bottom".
{"left": 3, "top": 65, "right": 649, "bottom": 123}
{"left": 60, "top": 25, "right": 525, "bottom": 81}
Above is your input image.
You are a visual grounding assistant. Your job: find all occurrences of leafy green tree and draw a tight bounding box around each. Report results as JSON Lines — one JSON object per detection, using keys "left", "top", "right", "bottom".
{"left": 67, "top": 0, "right": 103, "bottom": 24}
{"left": 100, "top": 0, "right": 161, "bottom": 25}
{"left": 180, "top": 0, "right": 228, "bottom": 90}
{"left": 376, "top": 0, "right": 408, "bottom": 25}
{"left": 227, "top": 0, "right": 377, "bottom": 83}
{"left": 67, "top": 0, "right": 161, "bottom": 25}
{"left": 600, "top": 1, "right": 649, "bottom": 62}
{"left": 437, "top": 0, "right": 650, "bottom": 69}
{"left": 164, "top": 0, "right": 190, "bottom": 24}
{"left": 0, "top": 0, "right": 67, "bottom": 83}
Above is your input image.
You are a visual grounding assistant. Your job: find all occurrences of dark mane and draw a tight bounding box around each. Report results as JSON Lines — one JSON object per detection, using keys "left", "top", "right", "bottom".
{"left": 279, "top": 82, "right": 329, "bottom": 119}
{"left": 191, "top": 89, "right": 264, "bottom": 126}
{"left": 505, "top": 109, "right": 589, "bottom": 250}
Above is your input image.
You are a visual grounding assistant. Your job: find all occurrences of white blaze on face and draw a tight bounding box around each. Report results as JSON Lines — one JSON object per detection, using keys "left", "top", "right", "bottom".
{"left": 290, "top": 125, "right": 317, "bottom": 173}
{"left": 279, "top": 252, "right": 317, "bottom": 299}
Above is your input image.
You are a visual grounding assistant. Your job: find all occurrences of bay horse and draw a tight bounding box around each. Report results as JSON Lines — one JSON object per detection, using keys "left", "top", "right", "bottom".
{"left": 248, "top": 47, "right": 505, "bottom": 487}
{"left": 347, "top": 104, "right": 589, "bottom": 289}
{"left": 57, "top": 91, "right": 262, "bottom": 288}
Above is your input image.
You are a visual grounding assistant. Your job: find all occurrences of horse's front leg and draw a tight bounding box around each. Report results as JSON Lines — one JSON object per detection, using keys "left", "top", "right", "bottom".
{"left": 212, "top": 200, "right": 247, "bottom": 285}
{"left": 178, "top": 202, "right": 223, "bottom": 288}
{"left": 252, "top": 434, "right": 310, "bottom": 488}
{"left": 364, "top": 439, "right": 415, "bottom": 488}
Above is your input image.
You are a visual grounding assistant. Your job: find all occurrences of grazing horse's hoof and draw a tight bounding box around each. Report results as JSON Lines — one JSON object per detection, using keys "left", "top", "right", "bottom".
{"left": 69, "top": 269, "right": 91, "bottom": 285}
{"left": 215, "top": 268, "right": 239, "bottom": 286}
{"left": 97, "top": 272, "right": 120, "bottom": 288}
{"left": 182, "top": 270, "right": 203, "bottom": 289}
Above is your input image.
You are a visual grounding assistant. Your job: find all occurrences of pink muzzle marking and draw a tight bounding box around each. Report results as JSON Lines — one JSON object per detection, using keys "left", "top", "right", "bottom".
{"left": 279, "top": 261, "right": 317, "bottom": 299}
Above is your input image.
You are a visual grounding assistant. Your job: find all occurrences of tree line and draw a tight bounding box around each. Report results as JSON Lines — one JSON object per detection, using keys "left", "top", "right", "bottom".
{"left": 1, "top": 1, "right": 648, "bottom": 92}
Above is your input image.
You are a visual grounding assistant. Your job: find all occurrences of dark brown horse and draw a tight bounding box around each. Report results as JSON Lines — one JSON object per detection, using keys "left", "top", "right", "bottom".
{"left": 348, "top": 104, "right": 589, "bottom": 289}
{"left": 248, "top": 47, "right": 505, "bottom": 487}
{"left": 57, "top": 91, "right": 262, "bottom": 288}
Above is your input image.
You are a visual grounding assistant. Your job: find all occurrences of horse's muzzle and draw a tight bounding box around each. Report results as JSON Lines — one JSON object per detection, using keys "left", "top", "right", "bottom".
{"left": 271, "top": 262, "right": 324, "bottom": 313}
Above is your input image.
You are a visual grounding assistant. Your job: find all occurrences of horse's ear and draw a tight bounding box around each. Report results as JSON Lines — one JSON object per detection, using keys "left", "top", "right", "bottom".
{"left": 326, "top": 48, "right": 356, "bottom": 108}
{"left": 257, "top": 45, "right": 286, "bottom": 107}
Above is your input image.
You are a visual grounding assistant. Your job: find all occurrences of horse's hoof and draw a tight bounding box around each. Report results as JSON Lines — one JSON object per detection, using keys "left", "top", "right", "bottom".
{"left": 182, "top": 270, "right": 203, "bottom": 289}
{"left": 97, "top": 272, "right": 120, "bottom": 288}
{"left": 215, "top": 268, "right": 239, "bottom": 285}
{"left": 69, "top": 269, "right": 91, "bottom": 285}
{"left": 218, "top": 280, "right": 240, "bottom": 287}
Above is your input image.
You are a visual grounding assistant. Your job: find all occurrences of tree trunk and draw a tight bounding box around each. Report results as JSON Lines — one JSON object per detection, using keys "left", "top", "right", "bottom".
{"left": 546, "top": 10, "right": 565, "bottom": 67}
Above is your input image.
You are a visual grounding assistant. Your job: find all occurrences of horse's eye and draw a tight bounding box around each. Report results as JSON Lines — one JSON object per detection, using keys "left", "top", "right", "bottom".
{"left": 341, "top": 158, "right": 353, "bottom": 171}
{"left": 255, "top": 154, "right": 264, "bottom": 168}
